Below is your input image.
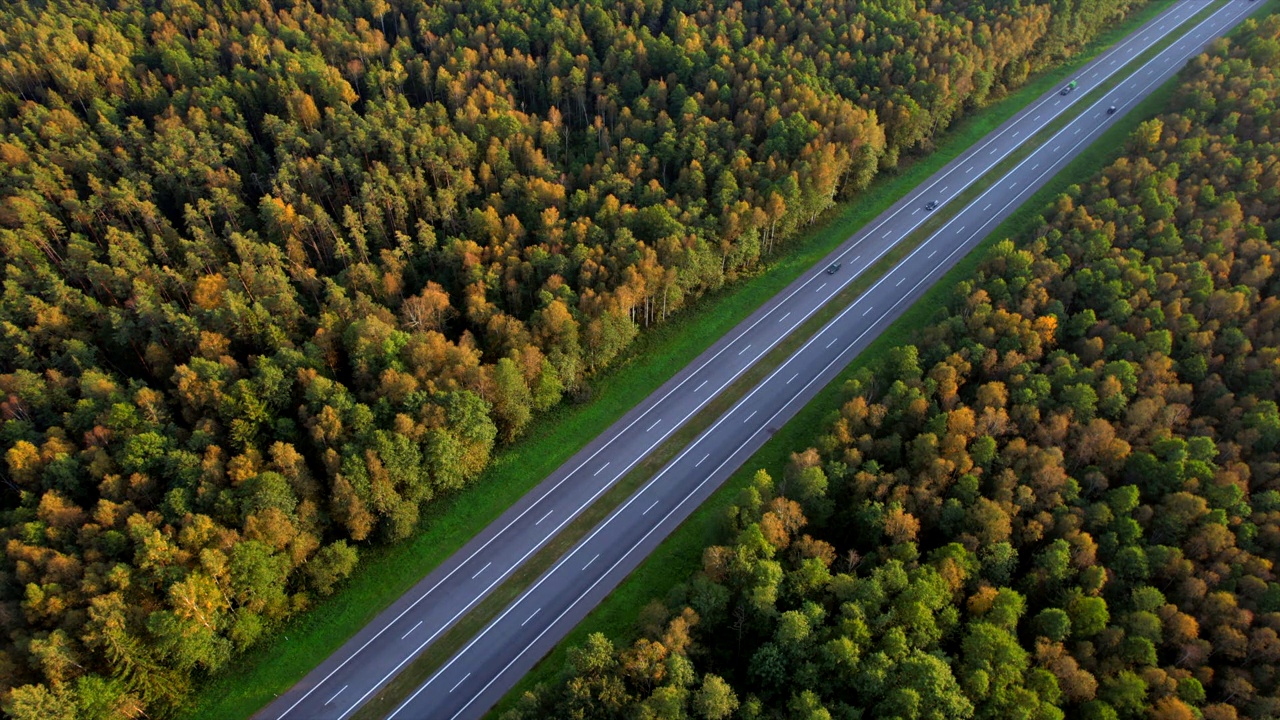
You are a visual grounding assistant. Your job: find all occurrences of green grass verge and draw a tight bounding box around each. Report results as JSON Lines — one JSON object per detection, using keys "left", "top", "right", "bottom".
{"left": 483, "top": 3, "right": 1277, "bottom": 716}
{"left": 181, "top": 2, "right": 1182, "bottom": 718}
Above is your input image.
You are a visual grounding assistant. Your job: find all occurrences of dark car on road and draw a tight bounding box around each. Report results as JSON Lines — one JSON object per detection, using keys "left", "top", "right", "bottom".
{"left": 826, "top": 263, "right": 841, "bottom": 274}
{"left": 1061, "top": 80, "right": 1078, "bottom": 95}
{"left": 924, "top": 200, "right": 939, "bottom": 211}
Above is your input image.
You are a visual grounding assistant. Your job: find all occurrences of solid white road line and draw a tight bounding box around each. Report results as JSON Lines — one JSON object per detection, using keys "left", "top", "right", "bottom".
{"left": 401, "top": 622, "right": 423, "bottom": 641}
{"left": 594, "top": 462, "right": 610, "bottom": 476}
{"left": 471, "top": 562, "right": 491, "bottom": 580}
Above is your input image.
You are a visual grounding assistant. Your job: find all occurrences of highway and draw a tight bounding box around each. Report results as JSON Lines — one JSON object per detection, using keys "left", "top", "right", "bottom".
{"left": 259, "top": 2, "right": 1260, "bottom": 719}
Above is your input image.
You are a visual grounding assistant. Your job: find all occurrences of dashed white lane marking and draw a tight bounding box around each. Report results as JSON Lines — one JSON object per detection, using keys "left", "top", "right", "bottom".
{"left": 883, "top": 229, "right": 892, "bottom": 239}
{"left": 928, "top": 249, "right": 938, "bottom": 259}
{"left": 521, "top": 608, "right": 541, "bottom": 627}
{"left": 1013, "top": 131, "right": 1020, "bottom": 138}
{"left": 983, "top": 202, "right": 992, "bottom": 211}
{"left": 1032, "top": 163, "right": 1039, "bottom": 170}
{"left": 449, "top": 674, "right": 471, "bottom": 693}
{"left": 743, "top": 410, "right": 757, "bottom": 424}
{"left": 896, "top": 277, "right": 905, "bottom": 286}
{"left": 324, "top": 686, "right": 348, "bottom": 706}
{"left": 1010, "top": 182, "right": 1018, "bottom": 190}
{"left": 583, "top": 553, "right": 599, "bottom": 569}
{"left": 536, "top": 510, "right": 553, "bottom": 525}
{"left": 738, "top": 344, "right": 751, "bottom": 355}
{"left": 816, "top": 282, "right": 827, "bottom": 292}
{"left": 788, "top": 373, "right": 799, "bottom": 384}
{"left": 471, "top": 562, "right": 491, "bottom": 580}
{"left": 863, "top": 306, "right": 874, "bottom": 316}
{"left": 1033, "top": 115, "right": 1040, "bottom": 122}
{"left": 643, "top": 500, "right": 659, "bottom": 515}
{"left": 965, "top": 166, "right": 974, "bottom": 173}
{"left": 695, "top": 379, "right": 708, "bottom": 392}
{"left": 852, "top": 255, "right": 861, "bottom": 262}
{"left": 1075, "top": 127, "right": 1082, "bottom": 134}
{"left": 989, "top": 146, "right": 998, "bottom": 154}
{"left": 646, "top": 419, "right": 662, "bottom": 432}
{"left": 696, "top": 454, "right": 709, "bottom": 467}
{"left": 401, "top": 621, "right": 423, "bottom": 640}
{"left": 826, "top": 337, "right": 839, "bottom": 349}
{"left": 594, "top": 462, "right": 611, "bottom": 476}
{"left": 958, "top": 226, "right": 965, "bottom": 233}
{"left": 778, "top": 312, "right": 791, "bottom": 323}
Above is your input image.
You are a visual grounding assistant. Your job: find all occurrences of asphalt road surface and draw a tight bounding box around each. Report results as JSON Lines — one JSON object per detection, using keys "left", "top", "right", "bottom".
{"left": 260, "top": 2, "right": 1262, "bottom": 719}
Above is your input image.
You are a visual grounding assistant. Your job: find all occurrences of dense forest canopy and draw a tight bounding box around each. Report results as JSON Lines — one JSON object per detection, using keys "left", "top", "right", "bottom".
{"left": 501, "top": 13, "right": 1280, "bottom": 720}
{"left": 0, "top": 0, "right": 1152, "bottom": 716}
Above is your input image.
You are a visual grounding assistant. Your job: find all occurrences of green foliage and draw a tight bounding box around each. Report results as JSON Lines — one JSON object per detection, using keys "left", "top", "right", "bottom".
{"left": 503, "top": 12, "right": 1280, "bottom": 720}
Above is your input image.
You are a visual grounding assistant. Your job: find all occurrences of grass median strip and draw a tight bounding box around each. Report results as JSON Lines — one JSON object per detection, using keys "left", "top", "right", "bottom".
{"left": 183, "top": 3, "right": 1183, "bottom": 718}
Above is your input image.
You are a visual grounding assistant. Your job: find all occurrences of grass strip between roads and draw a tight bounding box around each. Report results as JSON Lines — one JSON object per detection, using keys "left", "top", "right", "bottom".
{"left": 484, "top": 3, "right": 1278, "bottom": 718}
{"left": 183, "top": 2, "right": 1183, "bottom": 718}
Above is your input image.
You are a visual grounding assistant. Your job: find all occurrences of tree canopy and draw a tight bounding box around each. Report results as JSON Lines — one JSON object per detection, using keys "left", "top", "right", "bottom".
{"left": 501, "top": 14, "right": 1280, "bottom": 720}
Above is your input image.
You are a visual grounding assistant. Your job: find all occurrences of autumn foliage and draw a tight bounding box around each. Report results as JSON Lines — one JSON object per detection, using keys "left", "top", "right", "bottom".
{"left": 503, "top": 15, "right": 1280, "bottom": 720}
{"left": 0, "top": 0, "right": 1156, "bottom": 716}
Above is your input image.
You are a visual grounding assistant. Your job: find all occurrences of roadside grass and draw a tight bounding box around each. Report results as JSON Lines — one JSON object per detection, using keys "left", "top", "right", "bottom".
{"left": 482, "top": 4, "right": 1271, "bottom": 715}
{"left": 182, "top": 2, "right": 1183, "bottom": 718}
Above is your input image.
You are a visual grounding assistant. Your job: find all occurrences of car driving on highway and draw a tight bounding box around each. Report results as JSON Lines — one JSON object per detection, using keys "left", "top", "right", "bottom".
{"left": 1061, "top": 80, "right": 1078, "bottom": 95}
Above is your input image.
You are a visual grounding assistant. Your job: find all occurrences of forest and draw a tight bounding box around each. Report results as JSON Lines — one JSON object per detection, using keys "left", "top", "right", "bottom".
{"left": 0, "top": 0, "right": 1156, "bottom": 716}
{"left": 499, "top": 13, "right": 1280, "bottom": 720}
